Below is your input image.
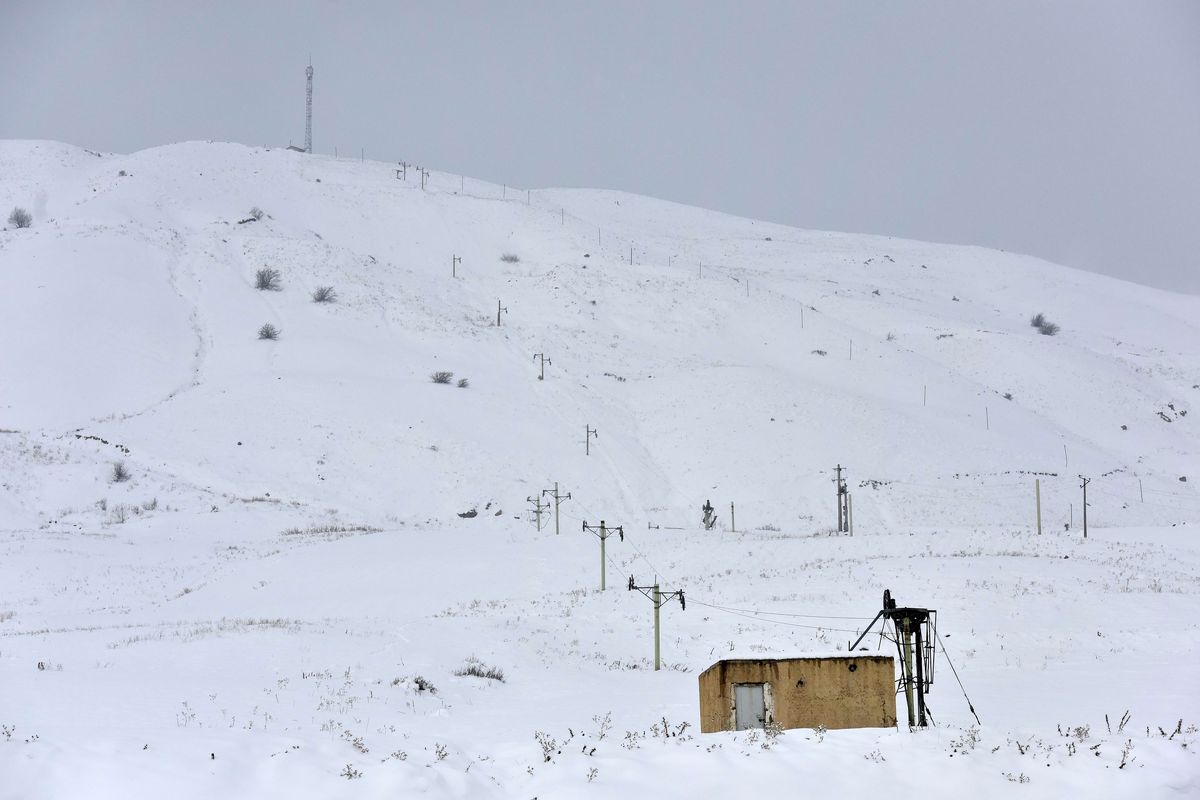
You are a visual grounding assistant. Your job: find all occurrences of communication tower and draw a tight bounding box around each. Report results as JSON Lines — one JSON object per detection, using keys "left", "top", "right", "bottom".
{"left": 305, "top": 62, "right": 313, "bottom": 153}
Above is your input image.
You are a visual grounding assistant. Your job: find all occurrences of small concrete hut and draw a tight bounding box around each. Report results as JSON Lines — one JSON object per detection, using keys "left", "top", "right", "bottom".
{"left": 698, "top": 655, "right": 896, "bottom": 733}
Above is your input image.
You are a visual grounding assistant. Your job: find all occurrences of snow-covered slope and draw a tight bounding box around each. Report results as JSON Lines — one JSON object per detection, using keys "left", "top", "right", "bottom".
{"left": 1, "top": 140, "right": 1197, "bottom": 798}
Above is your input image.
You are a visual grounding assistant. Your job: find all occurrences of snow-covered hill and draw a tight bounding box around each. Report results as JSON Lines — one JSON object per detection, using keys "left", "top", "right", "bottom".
{"left": 1, "top": 140, "right": 1197, "bottom": 798}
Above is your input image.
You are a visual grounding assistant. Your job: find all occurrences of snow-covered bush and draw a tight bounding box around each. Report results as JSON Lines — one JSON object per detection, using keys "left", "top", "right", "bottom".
{"left": 500, "top": 253, "right": 520, "bottom": 263}
{"left": 431, "top": 371, "right": 454, "bottom": 384}
{"left": 311, "top": 285, "right": 337, "bottom": 303}
{"left": 258, "top": 323, "right": 280, "bottom": 340}
{"left": 454, "top": 658, "right": 504, "bottom": 682}
{"left": 255, "top": 268, "right": 281, "bottom": 291}
{"left": 7, "top": 207, "right": 32, "bottom": 229}
{"left": 111, "top": 461, "right": 130, "bottom": 483}
{"left": 1030, "top": 312, "right": 1060, "bottom": 336}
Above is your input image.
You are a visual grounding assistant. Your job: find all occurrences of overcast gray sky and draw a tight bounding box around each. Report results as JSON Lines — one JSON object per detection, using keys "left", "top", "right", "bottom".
{"left": 2, "top": 1, "right": 1197, "bottom": 292}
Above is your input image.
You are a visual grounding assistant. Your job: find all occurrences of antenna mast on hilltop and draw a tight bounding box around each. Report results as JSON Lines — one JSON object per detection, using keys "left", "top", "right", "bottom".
{"left": 305, "top": 61, "right": 314, "bottom": 153}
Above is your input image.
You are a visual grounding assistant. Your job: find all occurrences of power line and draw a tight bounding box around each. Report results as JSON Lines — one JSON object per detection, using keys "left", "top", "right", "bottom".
{"left": 685, "top": 600, "right": 874, "bottom": 621}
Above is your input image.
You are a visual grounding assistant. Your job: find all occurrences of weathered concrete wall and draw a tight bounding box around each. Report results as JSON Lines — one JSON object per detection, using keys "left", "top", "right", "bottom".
{"left": 698, "top": 656, "right": 896, "bottom": 733}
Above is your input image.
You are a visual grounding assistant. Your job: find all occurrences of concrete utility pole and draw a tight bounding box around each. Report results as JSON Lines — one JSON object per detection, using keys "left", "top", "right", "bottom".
{"left": 836, "top": 465, "right": 844, "bottom": 532}
{"left": 397, "top": 161, "right": 409, "bottom": 180}
{"left": 628, "top": 576, "right": 685, "bottom": 671}
{"left": 532, "top": 352, "right": 552, "bottom": 380}
{"left": 420, "top": 167, "right": 430, "bottom": 190}
{"left": 541, "top": 482, "right": 571, "bottom": 535}
{"left": 526, "top": 494, "right": 548, "bottom": 531}
{"left": 1035, "top": 479, "right": 1042, "bottom": 534}
{"left": 496, "top": 299, "right": 508, "bottom": 327}
{"left": 452, "top": 255, "right": 461, "bottom": 278}
{"left": 582, "top": 520, "right": 623, "bottom": 590}
{"left": 835, "top": 464, "right": 849, "bottom": 533}
{"left": 847, "top": 493, "right": 853, "bottom": 536}
{"left": 730, "top": 502, "right": 736, "bottom": 533}
{"left": 585, "top": 425, "right": 597, "bottom": 455}
{"left": 1080, "top": 475, "right": 1090, "bottom": 539}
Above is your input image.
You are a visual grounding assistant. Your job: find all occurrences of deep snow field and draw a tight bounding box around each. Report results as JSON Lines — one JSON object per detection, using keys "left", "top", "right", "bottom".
{"left": 1, "top": 140, "right": 1198, "bottom": 798}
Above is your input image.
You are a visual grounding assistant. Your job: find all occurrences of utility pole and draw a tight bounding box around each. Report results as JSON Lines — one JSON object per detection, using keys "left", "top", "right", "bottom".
{"left": 541, "top": 482, "right": 571, "bottom": 535}
{"left": 628, "top": 576, "right": 684, "bottom": 671}
{"left": 585, "top": 425, "right": 597, "bottom": 455}
{"left": 452, "top": 255, "right": 461, "bottom": 278}
{"left": 849, "top": 590, "right": 942, "bottom": 728}
{"left": 532, "top": 352, "right": 552, "bottom": 381}
{"left": 1080, "top": 476, "right": 1090, "bottom": 539}
{"left": 397, "top": 161, "right": 409, "bottom": 180}
{"left": 847, "top": 493, "right": 854, "bottom": 536}
{"left": 1035, "top": 479, "right": 1042, "bottom": 535}
{"left": 582, "top": 520, "right": 623, "bottom": 590}
{"left": 496, "top": 299, "right": 508, "bottom": 327}
{"left": 420, "top": 167, "right": 430, "bottom": 190}
{"left": 526, "top": 494, "right": 548, "bottom": 531}
{"left": 835, "top": 465, "right": 849, "bottom": 533}
{"left": 730, "top": 502, "right": 736, "bottom": 533}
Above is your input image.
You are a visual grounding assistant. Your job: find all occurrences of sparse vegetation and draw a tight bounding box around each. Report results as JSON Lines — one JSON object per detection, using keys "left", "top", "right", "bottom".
{"left": 454, "top": 658, "right": 505, "bottom": 682}
{"left": 311, "top": 285, "right": 337, "bottom": 303}
{"left": 111, "top": 461, "right": 130, "bottom": 483}
{"left": 249, "top": 207, "right": 265, "bottom": 221}
{"left": 500, "top": 253, "right": 520, "bottom": 263}
{"left": 431, "top": 371, "right": 454, "bottom": 384}
{"left": 1030, "top": 312, "right": 1060, "bottom": 336}
{"left": 8, "top": 207, "right": 32, "bottom": 229}
{"left": 255, "top": 268, "right": 282, "bottom": 291}
{"left": 258, "top": 323, "right": 280, "bottom": 340}
{"left": 457, "top": 377, "right": 469, "bottom": 388}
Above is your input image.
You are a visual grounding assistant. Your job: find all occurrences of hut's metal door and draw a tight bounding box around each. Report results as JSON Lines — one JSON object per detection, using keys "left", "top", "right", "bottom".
{"left": 734, "top": 683, "right": 765, "bottom": 730}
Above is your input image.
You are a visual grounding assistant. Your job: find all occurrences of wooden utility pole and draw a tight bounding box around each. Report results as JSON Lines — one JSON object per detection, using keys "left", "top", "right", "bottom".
{"left": 541, "top": 482, "right": 571, "bottom": 535}
{"left": 1035, "top": 479, "right": 1042, "bottom": 535}
{"left": 628, "top": 576, "right": 684, "bottom": 671}
{"left": 1080, "top": 476, "right": 1090, "bottom": 539}
{"left": 532, "top": 352, "right": 552, "bottom": 380}
{"left": 585, "top": 425, "right": 597, "bottom": 455}
{"left": 496, "top": 299, "right": 508, "bottom": 327}
{"left": 582, "top": 520, "right": 622, "bottom": 590}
